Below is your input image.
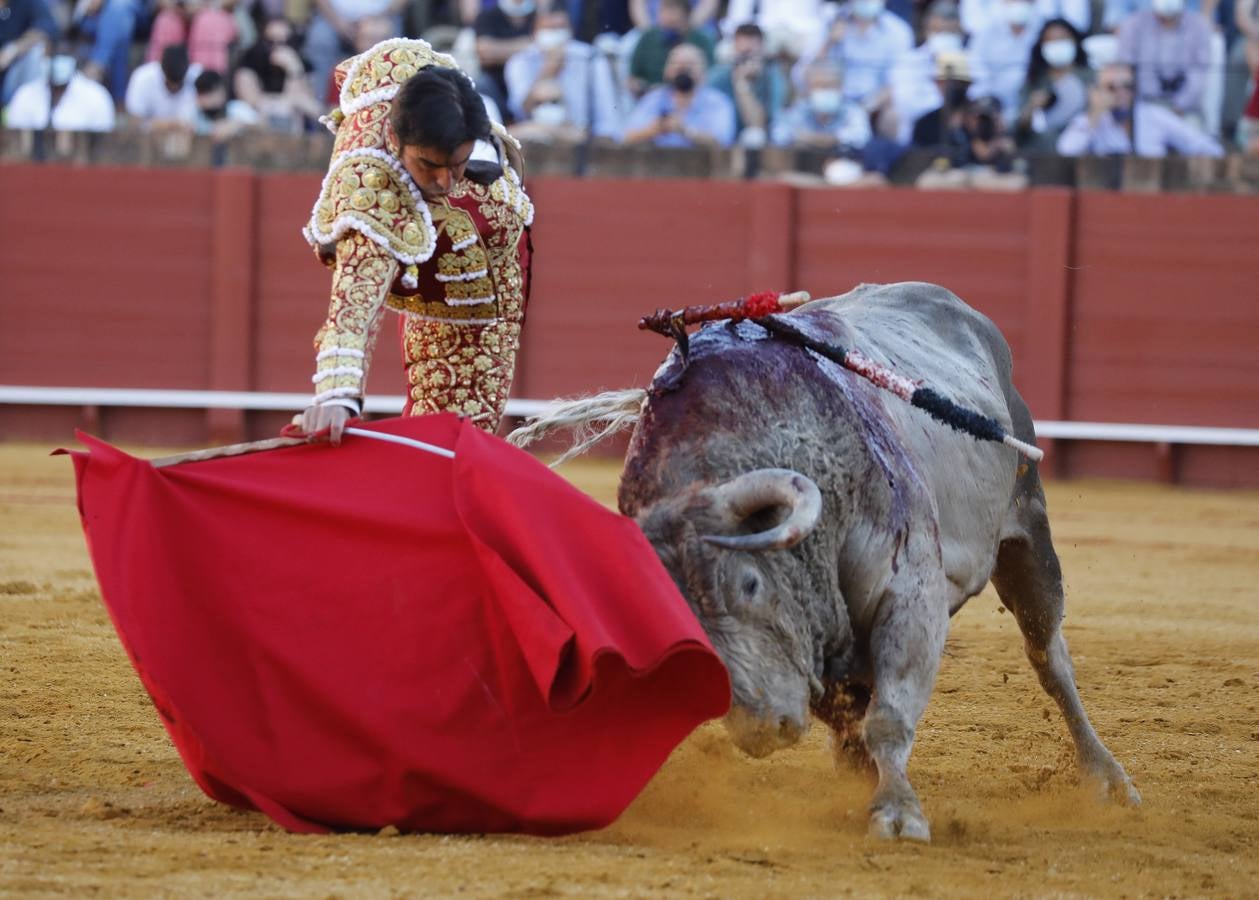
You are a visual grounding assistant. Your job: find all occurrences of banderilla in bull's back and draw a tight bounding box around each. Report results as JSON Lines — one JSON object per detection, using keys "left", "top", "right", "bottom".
{"left": 638, "top": 290, "right": 1043, "bottom": 463}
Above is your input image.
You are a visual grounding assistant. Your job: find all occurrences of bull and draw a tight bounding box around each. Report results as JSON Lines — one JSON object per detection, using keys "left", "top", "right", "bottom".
{"left": 511, "top": 282, "right": 1140, "bottom": 841}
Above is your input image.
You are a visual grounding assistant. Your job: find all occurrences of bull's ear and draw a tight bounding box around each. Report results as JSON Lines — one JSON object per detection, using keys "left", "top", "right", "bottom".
{"left": 701, "top": 469, "right": 822, "bottom": 552}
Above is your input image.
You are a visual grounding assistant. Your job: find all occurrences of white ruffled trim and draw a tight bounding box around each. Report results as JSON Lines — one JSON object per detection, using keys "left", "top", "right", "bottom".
{"left": 402, "top": 271, "right": 418, "bottom": 289}
{"left": 451, "top": 235, "right": 477, "bottom": 252}
{"left": 312, "top": 366, "right": 365, "bottom": 382}
{"left": 435, "top": 268, "right": 487, "bottom": 283}
{"left": 304, "top": 148, "right": 436, "bottom": 266}
{"left": 313, "top": 386, "right": 362, "bottom": 404}
{"left": 443, "top": 295, "right": 495, "bottom": 306}
{"left": 315, "top": 347, "right": 366, "bottom": 361}
{"left": 318, "top": 113, "right": 340, "bottom": 134}
{"left": 338, "top": 38, "right": 467, "bottom": 116}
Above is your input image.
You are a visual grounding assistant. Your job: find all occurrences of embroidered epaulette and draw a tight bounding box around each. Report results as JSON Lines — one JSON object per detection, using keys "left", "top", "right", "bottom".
{"left": 303, "top": 154, "right": 435, "bottom": 287}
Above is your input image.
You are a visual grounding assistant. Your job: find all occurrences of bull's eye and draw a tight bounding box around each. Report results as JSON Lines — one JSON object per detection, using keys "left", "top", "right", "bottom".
{"left": 741, "top": 573, "right": 760, "bottom": 596}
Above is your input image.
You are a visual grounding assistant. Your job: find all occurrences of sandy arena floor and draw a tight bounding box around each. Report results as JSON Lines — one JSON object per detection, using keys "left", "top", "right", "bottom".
{"left": 1, "top": 442, "right": 1257, "bottom": 898}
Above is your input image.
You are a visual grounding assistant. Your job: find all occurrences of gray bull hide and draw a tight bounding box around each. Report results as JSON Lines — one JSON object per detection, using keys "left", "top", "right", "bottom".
{"left": 618, "top": 282, "right": 1140, "bottom": 841}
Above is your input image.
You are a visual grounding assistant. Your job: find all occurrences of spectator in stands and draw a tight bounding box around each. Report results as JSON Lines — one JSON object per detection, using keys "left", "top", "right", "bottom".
{"left": 622, "top": 40, "right": 734, "bottom": 146}
{"left": 305, "top": 0, "right": 405, "bottom": 102}
{"left": 474, "top": 0, "right": 536, "bottom": 116}
{"left": 319, "top": 13, "right": 393, "bottom": 104}
{"left": 969, "top": 0, "right": 1041, "bottom": 126}
{"left": 1014, "top": 17, "right": 1090, "bottom": 148}
{"left": 962, "top": 0, "right": 1090, "bottom": 36}
{"left": 773, "top": 62, "right": 872, "bottom": 154}
{"left": 1103, "top": 0, "right": 1216, "bottom": 32}
{"left": 796, "top": 0, "right": 913, "bottom": 140}
{"left": 911, "top": 48, "right": 1024, "bottom": 187}
{"left": 890, "top": 0, "right": 966, "bottom": 144}
{"left": 125, "top": 44, "right": 201, "bottom": 131}
{"left": 4, "top": 51, "right": 115, "bottom": 130}
{"left": 1117, "top": 0, "right": 1213, "bottom": 119}
{"left": 0, "top": 0, "right": 57, "bottom": 106}
{"left": 719, "top": 0, "right": 826, "bottom": 59}
{"left": 148, "top": 0, "right": 240, "bottom": 76}
{"left": 706, "top": 22, "right": 786, "bottom": 143}
{"left": 193, "top": 67, "right": 259, "bottom": 138}
{"left": 629, "top": 0, "right": 719, "bottom": 32}
{"left": 504, "top": 6, "right": 620, "bottom": 140}
{"left": 234, "top": 16, "right": 323, "bottom": 132}
{"left": 1056, "top": 61, "right": 1224, "bottom": 154}
{"left": 629, "top": 0, "right": 714, "bottom": 93}
{"left": 72, "top": 0, "right": 142, "bottom": 102}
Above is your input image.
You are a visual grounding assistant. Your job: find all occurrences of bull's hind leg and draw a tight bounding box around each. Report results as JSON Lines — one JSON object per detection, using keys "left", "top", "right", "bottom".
{"left": 992, "top": 486, "right": 1140, "bottom": 805}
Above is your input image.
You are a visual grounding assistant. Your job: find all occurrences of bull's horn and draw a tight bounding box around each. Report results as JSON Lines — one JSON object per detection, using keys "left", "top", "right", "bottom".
{"left": 701, "top": 469, "right": 822, "bottom": 552}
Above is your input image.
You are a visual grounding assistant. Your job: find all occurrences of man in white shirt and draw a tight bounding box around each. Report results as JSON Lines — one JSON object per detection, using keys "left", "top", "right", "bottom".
{"left": 504, "top": 7, "right": 620, "bottom": 140}
{"left": 1056, "top": 62, "right": 1223, "bottom": 156}
{"left": 124, "top": 44, "right": 201, "bottom": 130}
{"left": 4, "top": 52, "right": 114, "bottom": 131}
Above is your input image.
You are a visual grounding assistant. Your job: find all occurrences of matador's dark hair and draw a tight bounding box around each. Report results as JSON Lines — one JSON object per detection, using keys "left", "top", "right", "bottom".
{"left": 390, "top": 67, "right": 491, "bottom": 154}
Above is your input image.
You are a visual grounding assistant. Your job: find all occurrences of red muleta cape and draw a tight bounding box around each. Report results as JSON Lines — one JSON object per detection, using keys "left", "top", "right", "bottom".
{"left": 64, "top": 414, "right": 730, "bottom": 834}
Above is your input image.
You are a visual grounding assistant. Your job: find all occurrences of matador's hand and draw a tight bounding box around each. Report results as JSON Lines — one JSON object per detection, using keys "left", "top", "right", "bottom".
{"left": 297, "top": 403, "right": 354, "bottom": 445}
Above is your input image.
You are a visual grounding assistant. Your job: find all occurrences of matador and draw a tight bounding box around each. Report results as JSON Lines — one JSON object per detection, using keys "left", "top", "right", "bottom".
{"left": 300, "top": 39, "right": 534, "bottom": 440}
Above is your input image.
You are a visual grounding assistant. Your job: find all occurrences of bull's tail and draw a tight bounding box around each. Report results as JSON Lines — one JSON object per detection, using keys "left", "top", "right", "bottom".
{"left": 506, "top": 388, "right": 648, "bottom": 467}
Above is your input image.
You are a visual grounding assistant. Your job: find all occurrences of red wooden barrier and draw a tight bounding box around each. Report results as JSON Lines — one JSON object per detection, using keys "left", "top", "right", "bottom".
{"left": 1, "top": 163, "right": 1256, "bottom": 486}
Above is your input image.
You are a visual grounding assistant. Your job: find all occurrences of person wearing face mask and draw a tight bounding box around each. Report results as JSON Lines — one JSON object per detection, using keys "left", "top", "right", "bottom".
{"left": 967, "top": 0, "right": 1042, "bottom": 127}
{"left": 1015, "top": 17, "right": 1088, "bottom": 148}
{"left": 622, "top": 40, "right": 734, "bottom": 146}
{"left": 772, "top": 63, "right": 873, "bottom": 155}
{"left": 1056, "top": 60, "right": 1222, "bottom": 156}
{"left": 474, "top": 0, "right": 538, "bottom": 117}
{"left": 793, "top": 0, "right": 913, "bottom": 143}
{"left": 889, "top": 0, "right": 966, "bottom": 145}
{"left": 4, "top": 50, "right": 114, "bottom": 131}
{"left": 504, "top": 7, "right": 621, "bottom": 140}
{"left": 1116, "top": 0, "right": 1213, "bottom": 118}
{"left": 628, "top": 0, "right": 715, "bottom": 95}
{"left": 193, "top": 68, "right": 259, "bottom": 140}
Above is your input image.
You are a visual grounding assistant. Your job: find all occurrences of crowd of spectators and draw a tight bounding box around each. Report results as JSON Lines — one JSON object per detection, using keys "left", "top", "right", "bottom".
{"left": 2, "top": 0, "right": 1258, "bottom": 179}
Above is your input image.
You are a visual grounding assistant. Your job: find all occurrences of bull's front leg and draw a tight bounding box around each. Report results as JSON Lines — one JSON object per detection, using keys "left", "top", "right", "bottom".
{"left": 862, "top": 575, "right": 948, "bottom": 842}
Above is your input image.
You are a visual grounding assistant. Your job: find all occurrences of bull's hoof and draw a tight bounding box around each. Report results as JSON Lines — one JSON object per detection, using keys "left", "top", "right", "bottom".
{"left": 868, "top": 805, "right": 931, "bottom": 842}
{"left": 1082, "top": 756, "right": 1142, "bottom": 807}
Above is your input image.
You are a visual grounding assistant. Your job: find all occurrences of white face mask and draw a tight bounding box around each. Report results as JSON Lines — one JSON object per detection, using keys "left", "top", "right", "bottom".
{"left": 535, "top": 27, "right": 571, "bottom": 50}
{"left": 1150, "top": 0, "right": 1185, "bottom": 15}
{"left": 49, "top": 54, "right": 77, "bottom": 87}
{"left": 809, "top": 88, "right": 844, "bottom": 115}
{"left": 925, "top": 31, "right": 963, "bottom": 54}
{"left": 1041, "top": 38, "right": 1076, "bottom": 68}
{"left": 851, "top": 0, "right": 884, "bottom": 20}
{"left": 532, "top": 102, "right": 567, "bottom": 126}
{"left": 1001, "top": 0, "right": 1034, "bottom": 26}
{"left": 499, "top": 0, "right": 536, "bottom": 16}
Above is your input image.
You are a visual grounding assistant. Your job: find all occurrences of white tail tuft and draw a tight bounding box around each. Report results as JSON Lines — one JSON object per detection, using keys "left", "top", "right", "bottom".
{"left": 506, "top": 388, "right": 648, "bottom": 467}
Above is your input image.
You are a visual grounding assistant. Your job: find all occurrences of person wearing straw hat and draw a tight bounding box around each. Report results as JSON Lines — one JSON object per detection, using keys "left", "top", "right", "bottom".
{"left": 299, "top": 39, "right": 534, "bottom": 444}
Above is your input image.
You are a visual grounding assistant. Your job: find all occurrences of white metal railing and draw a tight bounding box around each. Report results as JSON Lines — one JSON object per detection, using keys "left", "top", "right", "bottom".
{"left": 1, "top": 385, "right": 1257, "bottom": 447}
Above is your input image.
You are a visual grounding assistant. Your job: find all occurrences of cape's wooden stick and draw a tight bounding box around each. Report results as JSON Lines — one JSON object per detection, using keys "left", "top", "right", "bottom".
{"left": 150, "top": 436, "right": 309, "bottom": 468}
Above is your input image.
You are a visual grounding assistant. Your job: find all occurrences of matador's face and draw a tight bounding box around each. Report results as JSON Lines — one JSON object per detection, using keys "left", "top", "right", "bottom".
{"left": 399, "top": 141, "right": 476, "bottom": 201}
